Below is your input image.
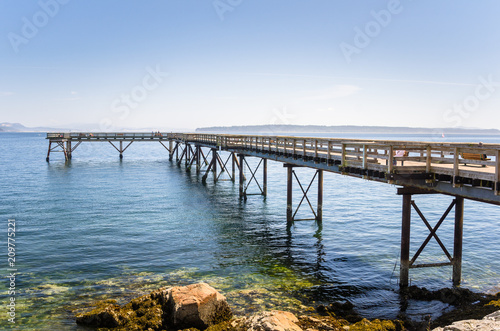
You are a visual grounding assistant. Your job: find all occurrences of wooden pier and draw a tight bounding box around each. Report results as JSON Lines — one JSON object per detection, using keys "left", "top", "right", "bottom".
{"left": 46, "top": 132, "right": 500, "bottom": 287}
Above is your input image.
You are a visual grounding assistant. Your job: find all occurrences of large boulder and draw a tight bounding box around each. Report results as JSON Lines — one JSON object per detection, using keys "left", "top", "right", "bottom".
{"left": 76, "top": 283, "right": 231, "bottom": 330}
{"left": 165, "top": 283, "right": 232, "bottom": 329}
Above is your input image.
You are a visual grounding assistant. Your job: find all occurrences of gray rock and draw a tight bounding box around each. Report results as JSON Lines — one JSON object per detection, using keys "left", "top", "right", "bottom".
{"left": 432, "top": 309, "right": 500, "bottom": 331}
{"left": 238, "top": 310, "right": 303, "bottom": 331}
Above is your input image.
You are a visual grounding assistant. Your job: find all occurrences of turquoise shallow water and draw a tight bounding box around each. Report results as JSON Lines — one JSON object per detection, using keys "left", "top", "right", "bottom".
{"left": 0, "top": 132, "right": 499, "bottom": 330}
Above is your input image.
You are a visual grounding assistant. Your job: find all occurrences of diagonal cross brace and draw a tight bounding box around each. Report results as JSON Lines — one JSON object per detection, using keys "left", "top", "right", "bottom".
{"left": 292, "top": 170, "right": 318, "bottom": 220}
{"left": 243, "top": 158, "right": 264, "bottom": 194}
{"left": 216, "top": 153, "right": 234, "bottom": 181}
{"left": 410, "top": 199, "right": 455, "bottom": 266}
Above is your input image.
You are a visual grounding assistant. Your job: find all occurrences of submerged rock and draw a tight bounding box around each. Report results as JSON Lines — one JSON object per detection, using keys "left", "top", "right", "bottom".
{"left": 316, "top": 301, "right": 362, "bottom": 323}
{"left": 235, "top": 310, "right": 302, "bottom": 331}
{"left": 76, "top": 302, "right": 123, "bottom": 328}
{"left": 348, "top": 318, "right": 404, "bottom": 331}
{"left": 402, "top": 286, "right": 483, "bottom": 306}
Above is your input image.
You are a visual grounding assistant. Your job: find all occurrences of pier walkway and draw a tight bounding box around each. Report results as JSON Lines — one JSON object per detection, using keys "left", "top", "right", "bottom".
{"left": 46, "top": 132, "right": 500, "bottom": 287}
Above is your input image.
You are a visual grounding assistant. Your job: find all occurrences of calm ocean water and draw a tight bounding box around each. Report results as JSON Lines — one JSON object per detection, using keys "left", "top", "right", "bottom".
{"left": 1, "top": 132, "right": 499, "bottom": 330}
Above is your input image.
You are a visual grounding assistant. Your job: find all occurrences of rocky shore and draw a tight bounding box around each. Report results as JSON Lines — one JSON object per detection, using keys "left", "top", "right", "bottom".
{"left": 75, "top": 283, "right": 500, "bottom": 331}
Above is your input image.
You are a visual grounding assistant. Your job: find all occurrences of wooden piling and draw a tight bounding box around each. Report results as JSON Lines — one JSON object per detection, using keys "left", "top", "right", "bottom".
{"left": 263, "top": 158, "right": 267, "bottom": 197}
{"left": 287, "top": 165, "right": 293, "bottom": 223}
{"left": 239, "top": 154, "right": 244, "bottom": 198}
{"left": 453, "top": 197, "right": 464, "bottom": 286}
{"left": 400, "top": 194, "right": 412, "bottom": 287}
{"left": 169, "top": 140, "right": 173, "bottom": 160}
{"left": 317, "top": 169, "right": 323, "bottom": 222}
{"left": 212, "top": 149, "right": 217, "bottom": 183}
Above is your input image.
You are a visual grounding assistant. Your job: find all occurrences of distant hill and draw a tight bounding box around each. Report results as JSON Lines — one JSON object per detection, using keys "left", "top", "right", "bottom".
{"left": 1, "top": 122, "right": 29, "bottom": 132}
{"left": 0, "top": 122, "right": 67, "bottom": 132}
{"left": 196, "top": 125, "right": 500, "bottom": 135}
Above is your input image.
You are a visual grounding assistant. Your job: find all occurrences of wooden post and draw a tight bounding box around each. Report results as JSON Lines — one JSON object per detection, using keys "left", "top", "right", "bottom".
{"left": 263, "top": 158, "right": 267, "bottom": 196}
{"left": 169, "top": 140, "right": 173, "bottom": 161}
{"left": 212, "top": 149, "right": 217, "bottom": 183}
{"left": 453, "top": 147, "right": 460, "bottom": 187}
{"left": 119, "top": 141, "right": 123, "bottom": 159}
{"left": 388, "top": 146, "right": 394, "bottom": 173}
{"left": 453, "top": 197, "right": 464, "bottom": 286}
{"left": 196, "top": 146, "right": 201, "bottom": 173}
{"left": 317, "top": 170, "right": 323, "bottom": 222}
{"left": 239, "top": 154, "right": 244, "bottom": 198}
{"left": 341, "top": 144, "right": 346, "bottom": 167}
{"left": 362, "top": 144, "right": 367, "bottom": 169}
{"left": 287, "top": 165, "right": 293, "bottom": 223}
{"left": 66, "top": 141, "right": 72, "bottom": 160}
{"left": 495, "top": 149, "right": 500, "bottom": 195}
{"left": 426, "top": 146, "right": 431, "bottom": 173}
{"left": 400, "top": 194, "right": 412, "bottom": 287}
{"left": 46, "top": 141, "right": 52, "bottom": 162}
{"left": 231, "top": 153, "right": 236, "bottom": 182}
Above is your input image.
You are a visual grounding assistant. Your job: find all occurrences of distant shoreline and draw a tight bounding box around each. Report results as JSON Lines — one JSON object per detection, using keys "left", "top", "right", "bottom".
{"left": 195, "top": 124, "right": 500, "bottom": 135}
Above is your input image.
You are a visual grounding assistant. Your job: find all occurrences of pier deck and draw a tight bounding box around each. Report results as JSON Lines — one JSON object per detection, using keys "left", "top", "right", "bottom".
{"left": 47, "top": 132, "right": 500, "bottom": 205}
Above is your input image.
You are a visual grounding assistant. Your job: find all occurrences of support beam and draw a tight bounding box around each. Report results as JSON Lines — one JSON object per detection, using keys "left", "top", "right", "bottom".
{"left": 109, "top": 141, "right": 133, "bottom": 159}
{"left": 196, "top": 145, "right": 201, "bottom": 173}
{"left": 46, "top": 141, "right": 52, "bottom": 162}
{"left": 284, "top": 165, "right": 323, "bottom": 224}
{"left": 400, "top": 194, "right": 411, "bottom": 288}
{"left": 399, "top": 192, "right": 465, "bottom": 288}
{"left": 212, "top": 148, "right": 217, "bottom": 183}
{"left": 287, "top": 165, "right": 293, "bottom": 223}
{"left": 453, "top": 197, "right": 464, "bottom": 286}
{"left": 263, "top": 158, "right": 267, "bottom": 197}
{"left": 66, "top": 141, "right": 72, "bottom": 160}
{"left": 317, "top": 169, "right": 323, "bottom": 222}
{"left": 232, "top": 153, "right": 236, "bottom": 182}
{"left": 239, "top": 154, "right": 245, "bottom": 198}
{"left": 169, "top": 140, "right": 173, "bottom": 160}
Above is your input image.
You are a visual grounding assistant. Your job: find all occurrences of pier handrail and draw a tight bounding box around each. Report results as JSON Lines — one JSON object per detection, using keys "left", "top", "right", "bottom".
{"left": 46, "top": 131, "right": 500, "bottom": 187}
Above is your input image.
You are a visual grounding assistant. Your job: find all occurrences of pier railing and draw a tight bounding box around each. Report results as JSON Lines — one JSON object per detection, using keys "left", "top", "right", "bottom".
{"left": 46, "top": 132, "right": 500, "bottom": 188}
{"left": 173, "top": 133, "right": 499, "bottom": 184}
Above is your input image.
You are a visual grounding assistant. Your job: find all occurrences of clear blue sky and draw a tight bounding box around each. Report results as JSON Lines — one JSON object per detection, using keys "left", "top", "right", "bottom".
{"left": 1, "top": 0, "right": 500, "bottom": 131}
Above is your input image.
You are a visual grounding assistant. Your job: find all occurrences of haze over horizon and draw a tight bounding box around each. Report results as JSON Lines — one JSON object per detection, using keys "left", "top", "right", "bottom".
{"left": 1, "top": 1, "right": 500, "bottom": 131}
